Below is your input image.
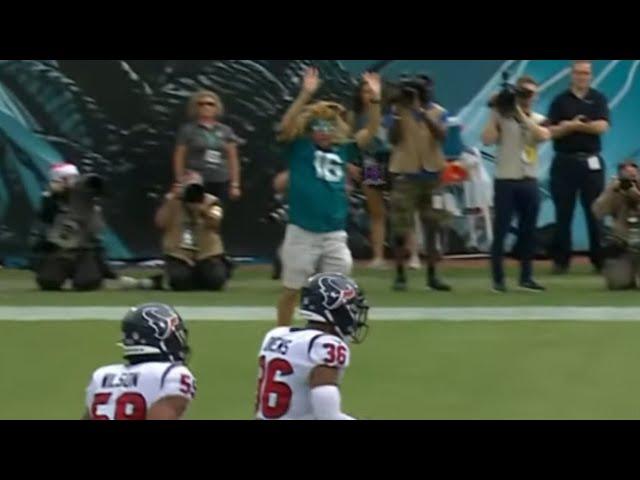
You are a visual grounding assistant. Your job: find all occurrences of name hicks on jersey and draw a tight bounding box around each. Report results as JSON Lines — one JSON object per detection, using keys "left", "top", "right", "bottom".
{"left": 101, "top": 372, "right": 140, "bottom": 389}
{"left": 263, "top": 337, "right": 293, "bottom": 356}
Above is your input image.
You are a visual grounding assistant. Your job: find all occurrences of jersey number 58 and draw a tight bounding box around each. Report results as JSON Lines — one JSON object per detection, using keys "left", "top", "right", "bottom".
{"left": 91, "top": 392, "right": 147, "bottom": 420}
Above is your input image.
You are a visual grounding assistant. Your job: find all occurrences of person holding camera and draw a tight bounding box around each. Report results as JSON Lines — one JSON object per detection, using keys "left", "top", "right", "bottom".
{"left": 275, "top": 67, "right": 382, "bottom": 327}
{"left": 592, "top": 161, "right": 640, "bottom": 290}
{"left": 173, "top": 90, "right": 242, "bottom": 205}
{"left": 34, "top": 163, "right": 111, "bottom": 291}
{"left": 482, "top": 75, "right": 550, "bottom": 292}
{"left": 155, "top": 171, "right": 228, "bottom": 291}
{"left": 548, "top": 61, "right": 611, "bottom": 275}
{"left": 387, "top": 74, "right": 451, "bottom": 292}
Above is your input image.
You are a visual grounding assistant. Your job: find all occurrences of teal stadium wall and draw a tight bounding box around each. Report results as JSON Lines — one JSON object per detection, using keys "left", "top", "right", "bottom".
{"left": 0, "top": 60, "right": 637, "bottom": 261}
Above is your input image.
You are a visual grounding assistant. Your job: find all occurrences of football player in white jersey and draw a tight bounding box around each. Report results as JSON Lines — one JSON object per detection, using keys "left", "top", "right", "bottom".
{"left": 83, "top": 303, "right": 196, "bottom": 420}
{"left": 256, "top": 273, "right": 370, "bottom": 420}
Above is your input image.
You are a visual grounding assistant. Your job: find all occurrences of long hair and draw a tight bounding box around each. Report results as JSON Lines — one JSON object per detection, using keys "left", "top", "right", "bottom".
{"left": 186, "top": 90, "right": 225, "bottom": 120}
{"left": 280, "top": 101, "right": 352, "bottom": 144}
{"left": 352, "top": 79, "right": 368, "bottom": 117}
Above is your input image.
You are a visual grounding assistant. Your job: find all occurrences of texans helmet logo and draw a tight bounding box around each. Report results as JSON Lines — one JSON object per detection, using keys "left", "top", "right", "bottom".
{"left": 142, "top": 307, "right": 179, "bottom": 340}
{"left": 318, "top": 275, "right": 357, "bottom": 310}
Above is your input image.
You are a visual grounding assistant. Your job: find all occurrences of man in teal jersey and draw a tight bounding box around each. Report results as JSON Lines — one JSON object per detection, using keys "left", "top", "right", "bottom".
{"left": 276, "top": 67, "right": 382, "bottom": 326}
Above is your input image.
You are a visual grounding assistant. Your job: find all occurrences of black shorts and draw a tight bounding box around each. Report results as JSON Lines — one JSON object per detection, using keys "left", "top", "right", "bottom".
{"left": 204, "top": 181, "right": 229, "bottom": 205}
{"left": 361, "top": 153, "right": 391, "bottom": 191}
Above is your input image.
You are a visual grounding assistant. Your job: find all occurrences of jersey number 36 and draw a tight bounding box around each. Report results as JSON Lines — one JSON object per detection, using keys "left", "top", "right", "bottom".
{"left": 256, "top": 356, "right": 293, "bottom": 419}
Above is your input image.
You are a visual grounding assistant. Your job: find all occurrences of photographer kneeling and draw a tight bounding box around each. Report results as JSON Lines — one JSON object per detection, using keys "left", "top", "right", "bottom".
{"left": 155, "top": 172, "right": 228, "bottom": 291}
{"left": 35, "top": 163, "right": 111, "bottom": 291}
{"left": 593, "top": 161, "right": 640, "bottom": 290}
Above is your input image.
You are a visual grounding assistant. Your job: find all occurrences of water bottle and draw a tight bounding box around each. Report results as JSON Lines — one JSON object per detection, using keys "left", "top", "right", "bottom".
{"left": 443, "top": 117, "right": 464, "bottom": 161}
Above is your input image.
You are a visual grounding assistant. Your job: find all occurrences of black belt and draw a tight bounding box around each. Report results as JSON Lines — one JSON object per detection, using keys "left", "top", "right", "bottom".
{"left": 556, "top": 152, "right": 600, "bottom": 159}
{"left": 391, "top": 172, "right": 441, "bottom": 180}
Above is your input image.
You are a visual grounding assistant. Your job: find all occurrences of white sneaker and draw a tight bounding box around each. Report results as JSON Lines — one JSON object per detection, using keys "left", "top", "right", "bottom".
{"left": 409, "top": 256, "right": 422, "bottom": 270}
{"left": 118, "top": 276, "right": 139, "bottom": 290}
{"left": 368, "top": 258, "right": 388, "bottom": 270}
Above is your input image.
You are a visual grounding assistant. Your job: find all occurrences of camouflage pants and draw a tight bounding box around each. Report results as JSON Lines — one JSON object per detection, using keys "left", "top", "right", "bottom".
{"left": 603, "top": 253, "right": 640, "bottom": 290}
{"left": 389, "top": 175, "right": 451, "bottom": 263}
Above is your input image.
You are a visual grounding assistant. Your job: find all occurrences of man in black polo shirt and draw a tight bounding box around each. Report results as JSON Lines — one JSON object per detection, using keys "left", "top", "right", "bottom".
{"left": 548, "top": 60, "right": 611, "bottom": 274}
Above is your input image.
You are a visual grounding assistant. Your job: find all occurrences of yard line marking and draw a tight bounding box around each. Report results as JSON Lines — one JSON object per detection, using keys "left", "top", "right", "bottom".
{"left": 2, "top": 307, "right": 640, "bottom": 322}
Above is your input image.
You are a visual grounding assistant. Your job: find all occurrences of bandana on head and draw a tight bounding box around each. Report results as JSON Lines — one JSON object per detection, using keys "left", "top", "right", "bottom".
{"left": 50, "top": 163, "right": 79, "bottom": 183}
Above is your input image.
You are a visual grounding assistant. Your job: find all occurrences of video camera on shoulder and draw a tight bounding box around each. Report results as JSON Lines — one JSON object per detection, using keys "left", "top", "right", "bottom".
{"left": 488, "top": 71, "right": 533, "bottom": 117}
{"left": 386, "top": 73, "right": 434, "bottom": 107}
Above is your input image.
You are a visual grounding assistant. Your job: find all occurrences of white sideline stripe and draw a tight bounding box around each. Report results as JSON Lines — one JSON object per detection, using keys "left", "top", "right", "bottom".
{"left": 2, "top": 307, "right": 640, "bottom": 322}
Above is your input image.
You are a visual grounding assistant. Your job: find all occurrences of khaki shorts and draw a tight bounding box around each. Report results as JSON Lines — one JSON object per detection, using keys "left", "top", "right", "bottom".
{"left": 281, "top": 224, "right": 353, "bottom": 290}
{"left": 390, "top": 175, "right": 451, "bottom": 235}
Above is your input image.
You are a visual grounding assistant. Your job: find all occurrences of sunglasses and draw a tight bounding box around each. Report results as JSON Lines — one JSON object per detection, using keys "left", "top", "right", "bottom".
{"left": 311, "top": 124, "right": 335, "bottom": 134}
{"left": 199, "top": 101, "right": 217, "bottom": 107}
{"left": 518, "top": 89, "right": 537, "bottom": 99}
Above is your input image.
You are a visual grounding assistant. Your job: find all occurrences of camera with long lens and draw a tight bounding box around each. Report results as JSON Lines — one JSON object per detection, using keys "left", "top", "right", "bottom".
{"left": 488, "top": 72, "right": 533, "bottom": 117}
{"left": 264, "top": 195, "right": 289, "bottom": 225}
{"left": 618, "top": 170, "right": 638, "bottom": 192}
{"left": 81, "top": 174, "right": 105, "bottom": 197}
{"left": 71, "top": 174, "right": 106, "bottom": 205}
{"left": 182, "top": 183, "right": 206, "bottom": 204}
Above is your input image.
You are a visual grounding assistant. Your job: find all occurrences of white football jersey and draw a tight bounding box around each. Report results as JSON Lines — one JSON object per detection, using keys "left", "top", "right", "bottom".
{"left": 85, "top": 362, "right": 196, "bottom": 420}
{"left": 256, "top": 327, "right": 350, "bottom": 421}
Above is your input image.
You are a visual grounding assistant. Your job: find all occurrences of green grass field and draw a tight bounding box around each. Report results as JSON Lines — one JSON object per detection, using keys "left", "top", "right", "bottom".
{"left": 3, "top": 261, "right": 640, "bottom": 420}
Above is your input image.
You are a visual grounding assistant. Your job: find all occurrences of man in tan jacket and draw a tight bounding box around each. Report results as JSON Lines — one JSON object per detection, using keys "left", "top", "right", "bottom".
{"left": 387, "top": 75, "right": 451, "bottom": 292}
{"left": 156, "top": 172, "right": 228, "bottom": 291}
{"left": 592, "top": 161, "right": 640, "bottom": 290}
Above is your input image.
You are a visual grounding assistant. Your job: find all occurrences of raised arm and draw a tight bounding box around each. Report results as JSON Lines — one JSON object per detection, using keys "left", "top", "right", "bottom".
{"left": 354, "top": 73, "right": 382, "bottom": 150}
{"left": 279, "top": 67, "right": 321, "bottom": 142}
